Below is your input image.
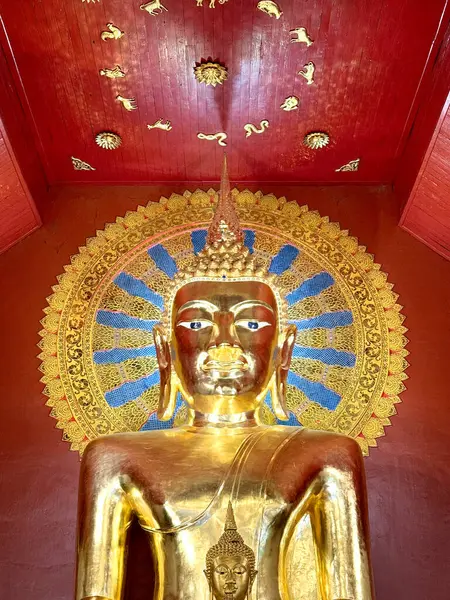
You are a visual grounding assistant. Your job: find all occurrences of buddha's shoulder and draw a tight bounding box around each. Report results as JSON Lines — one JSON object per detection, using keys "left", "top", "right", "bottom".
{"left": 81, "top": 428, "right": 184, "bottom": 462}
{"left": 268, "top": 426, "right": 363, "bottom": 462}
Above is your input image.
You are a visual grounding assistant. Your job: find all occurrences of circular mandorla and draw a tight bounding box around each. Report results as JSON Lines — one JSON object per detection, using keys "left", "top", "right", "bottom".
{"left": 39, "top": 189, "right": 408, "bottom": 456}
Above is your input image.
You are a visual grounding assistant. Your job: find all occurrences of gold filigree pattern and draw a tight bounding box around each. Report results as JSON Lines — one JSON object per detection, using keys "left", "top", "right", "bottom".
{"left": 298, "top": 62, "right": 315, "bottom": 85}
{"left": 99, "top": 65, "right": 126, "bottom": 79}
{"left": 280, "top": 96, "right": 299, "bottom": 111}
{"left": 71, "top": 157, "right": 96, "bottom": 171}
{"left": 39, "top": 190, "right": 408, "bottom": 456}
{"left": 336, "top": 159, "right": 360, "bottom": 172}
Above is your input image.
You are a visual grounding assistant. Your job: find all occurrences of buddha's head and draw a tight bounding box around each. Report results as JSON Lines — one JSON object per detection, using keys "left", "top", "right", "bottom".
{"left": 153, "top": 157, "right": 297, "bottom": 422}
{"left": 204, "top": 503, "right": 257, "bottom": 600}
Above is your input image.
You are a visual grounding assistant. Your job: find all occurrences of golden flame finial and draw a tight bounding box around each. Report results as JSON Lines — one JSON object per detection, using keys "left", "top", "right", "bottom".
{"left": 207, "top": 155, "right": 244, "bottom": 245}
{"left": 224, "top": 501, "right": 238, "bottom": 532}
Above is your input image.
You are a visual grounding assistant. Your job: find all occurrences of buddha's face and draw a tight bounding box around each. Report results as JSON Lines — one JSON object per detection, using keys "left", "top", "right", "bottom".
{"left": 211, "top": 555, "right": 251, "bottom": 600}
{"left": 171, "top": 280, "right": 279, "bottom": 415}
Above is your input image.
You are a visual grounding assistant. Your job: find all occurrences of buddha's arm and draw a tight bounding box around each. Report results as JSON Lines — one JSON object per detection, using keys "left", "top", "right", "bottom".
{"left": 76, "top": 441, "right": 133, "bottom": 600}
{"left": 280, "top": 441, "right": 374, "bottom": 600}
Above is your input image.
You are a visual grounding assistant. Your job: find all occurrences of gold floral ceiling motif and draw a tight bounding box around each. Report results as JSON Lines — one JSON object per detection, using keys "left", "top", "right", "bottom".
{"left": 95, "top": 132, "right": 122, "bottom": 150}
{"left": 39, "top": 190, "right": 407, "bottom": 456}
{"left": 303, "top": 132, "right": 330, "bottom": 150}
{"left": 194, "top": 58, "right": 228, "bottom": 87}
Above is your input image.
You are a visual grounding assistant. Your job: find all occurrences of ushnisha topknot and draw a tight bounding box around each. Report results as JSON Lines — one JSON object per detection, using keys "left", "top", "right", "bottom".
{"left": 162, "top": 154, "right": 287, "bottom": 332}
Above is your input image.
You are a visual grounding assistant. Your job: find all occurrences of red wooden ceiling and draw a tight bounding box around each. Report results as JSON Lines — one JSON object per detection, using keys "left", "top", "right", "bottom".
{"left": 0, "top": 0, "right": 448, "bottom": 184}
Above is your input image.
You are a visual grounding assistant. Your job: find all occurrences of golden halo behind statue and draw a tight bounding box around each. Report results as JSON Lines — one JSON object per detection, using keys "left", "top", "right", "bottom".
{"left": 39, "top": 189, "right": 408, "bottom": 456}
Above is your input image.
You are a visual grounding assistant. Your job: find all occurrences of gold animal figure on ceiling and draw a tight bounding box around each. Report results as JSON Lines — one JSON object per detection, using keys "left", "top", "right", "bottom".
{"left": 99, "top": 65, "right": 126, "bottom": 79}
{"left": 140, "top": 0, "right": 168, "bottom": 15}
{"left": 298, "top": 62, "right": 315, "bottom": 85}
{"left": 147, "top": 119, "right": 173, "bottom": 132}
{"left": 280, "top": 96, "right": 299, "bottom": 111}
{"left": 196, "top": 0, "right": 229, "bottom": 7}
{"left": 116, "top": 95, "right": 138, "bottom": 111}
{"left": 197, "top": 132, "right": 228, "bottom": 146}
{"left": 244, "top": 120, "right": 269, "bottom": 138}
{"left": 257, "top": 1, "right": 283, "bottom": 19}
{"left": 290, "top": 27, "right": 313, "bottom": 46}
{"left": 101, "top": 23, "right": 125, "bottom": 41}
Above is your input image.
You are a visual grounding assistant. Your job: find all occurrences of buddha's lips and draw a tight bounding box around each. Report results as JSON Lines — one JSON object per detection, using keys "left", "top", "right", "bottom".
{"left": 201, "top": 360, "right": 248, "bottom": 373}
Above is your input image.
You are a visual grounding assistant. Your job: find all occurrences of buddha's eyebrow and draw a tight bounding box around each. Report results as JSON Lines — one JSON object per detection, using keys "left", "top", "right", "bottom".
{"left": 231, "top": 300, "right": 275, "bottom": 315}
{"left": 176, "top": 300, "right": 219, "bottom": 315}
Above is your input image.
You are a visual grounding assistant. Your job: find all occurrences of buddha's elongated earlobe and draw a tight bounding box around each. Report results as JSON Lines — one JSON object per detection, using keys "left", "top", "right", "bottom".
{"left": 271, "top": 324, "right": 297, "bottom": 421}
{"left": 153, "top": 325, "right": 178, "bottom": 421}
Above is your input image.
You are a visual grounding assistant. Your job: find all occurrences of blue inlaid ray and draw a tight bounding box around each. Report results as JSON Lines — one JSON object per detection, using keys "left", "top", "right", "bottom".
{"left": 286, "top": 272, "right": 334, "bottom": 305}
{"left": 290, "top": 310, "right": 353, "bottom": 331}
{"left": 191, "top": 230, "right": 207, "bottom": 255}
{"left": 114, "top": 272, "right": 164, "bottom": 310}
{"left": 140, "top": 394, "right": 184, "bottom": 430}
{"left": 269, "top": 245, "right": 300, "bottom": 275}
{"left": 244, "top": 230, "right": 255, "bottom": 254}
{"left": 292, "top": 346, "right": 356, "bottom": 367}
{"left": 148, "top": 244, "right": 178, "bottom": 278}
{"left": 94, "top": 345, "right": 156, "bottom": 365}
{"left": 287, "top": 371, "right": 341, "bottom": 411}
{"left": 265, "top": 391, "right": 302, "bottom": 426}
{"left": 105, "top": 370, "right": 160, "bottom": 408}
{"left": 97, "top": 310, "right": 158, "bottom": 332}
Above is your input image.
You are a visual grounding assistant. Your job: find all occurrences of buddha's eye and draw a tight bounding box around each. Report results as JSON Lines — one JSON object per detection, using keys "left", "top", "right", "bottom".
{"left": 177, "top": 320, "right": 212, "bottom": 330}
{"left": 235, "top": 320, "right": 271, "bottom": 331}
{"left": 215, "top": 565, "right": 229, "bottom": 575}
{"left": 234, "top": 565, "right": 247, "bottom": 575}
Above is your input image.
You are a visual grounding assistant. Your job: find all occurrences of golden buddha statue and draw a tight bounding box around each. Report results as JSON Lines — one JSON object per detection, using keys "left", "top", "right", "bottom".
{"left": 76, "top": 158, "right": 374, "bottom": 600}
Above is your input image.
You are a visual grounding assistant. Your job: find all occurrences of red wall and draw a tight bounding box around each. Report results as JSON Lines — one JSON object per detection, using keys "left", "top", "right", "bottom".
{"left": 400, "top": 95, "right": 450, "bottom": 260}
{"left": 0, "top": 184, "right": 449, "bottom": 599}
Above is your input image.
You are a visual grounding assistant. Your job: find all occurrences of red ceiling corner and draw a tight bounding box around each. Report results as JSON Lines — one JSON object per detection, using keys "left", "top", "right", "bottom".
{"left": 0, "top": 18, "right": 47, "bottom": 254}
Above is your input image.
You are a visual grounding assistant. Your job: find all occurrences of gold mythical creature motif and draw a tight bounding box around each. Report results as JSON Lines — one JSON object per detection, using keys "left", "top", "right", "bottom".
{"left": 303, "top": 131, "right": 329, "bottom": 150}
{"left": 101, "top": 23, "right": 125, "bottom": 42}
{"left": 147, "top": 119, "right": 173, "bottom": 131}
{"left": 298, "top": 62, "right": 315, "bottom": 85}
{"left": 99, "top": 65, "right": 126, "bottom": 79}
{"left": 205, "top": 503, "right": 257, "bottom": 600}
{"left": 336, "top": 158, "right": 361, "bottom": 172}
{"left": 71, "top": 157, "right": 96, "bottom": 171}
{"left": 116, "top": 95, "right": 138, "bottom": 111}
{"left": 198, "top": 132, "right": 228, "bottom": 146}
{"left": 290, "top": 27, "right": 313, "bottom": 46}
{"left": 244, "top": 120, "right": 269, "bottom": 138}
{"left": 280, "top": 96, "right": 299, "bottom": 111}
{"left": 197, "top": 0, "right": 229, "bottom": 7}
{"left": 257, "top": 1, "right": 283, "bottom": 19}
{"left": 140, "top": 0, "right": 168, "bottom": 15}
{"left": 194, "top": 59, "right": 228, "bottom": 87}
{"left": 75, "top": 157, "right": 375, "bottom": 600}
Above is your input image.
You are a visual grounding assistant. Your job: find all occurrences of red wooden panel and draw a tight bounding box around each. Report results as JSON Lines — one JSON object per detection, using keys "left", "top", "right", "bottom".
{"left": 0, "top": 127, "right": 41, "bottom": 253}
{"left": 0, "top": 0, "right": 448, "bottom": 184}
{"left": 401, "top": 94, "right": 450, "bottom": 260}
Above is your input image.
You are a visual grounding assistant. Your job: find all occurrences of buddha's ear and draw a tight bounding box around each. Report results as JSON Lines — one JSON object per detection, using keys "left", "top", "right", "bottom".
{"left": 271, "top": 324, "right": 297, "bottom": 421}
{"left": 153, "top": 325, "right": 177, "bottom": 421}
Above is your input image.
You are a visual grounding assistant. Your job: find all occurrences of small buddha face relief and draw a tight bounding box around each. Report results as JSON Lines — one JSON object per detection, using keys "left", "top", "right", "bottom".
{"left": 211, "top": 555, "right": 251, "bottom": 600}
{"left": 171, "top": 280, "right": 279, "bottom": 414}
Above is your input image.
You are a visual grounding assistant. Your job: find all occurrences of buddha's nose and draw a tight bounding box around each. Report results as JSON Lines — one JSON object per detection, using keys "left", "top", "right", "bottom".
{"left": 211, "top": 312, "right": 241, "bottom": 349}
